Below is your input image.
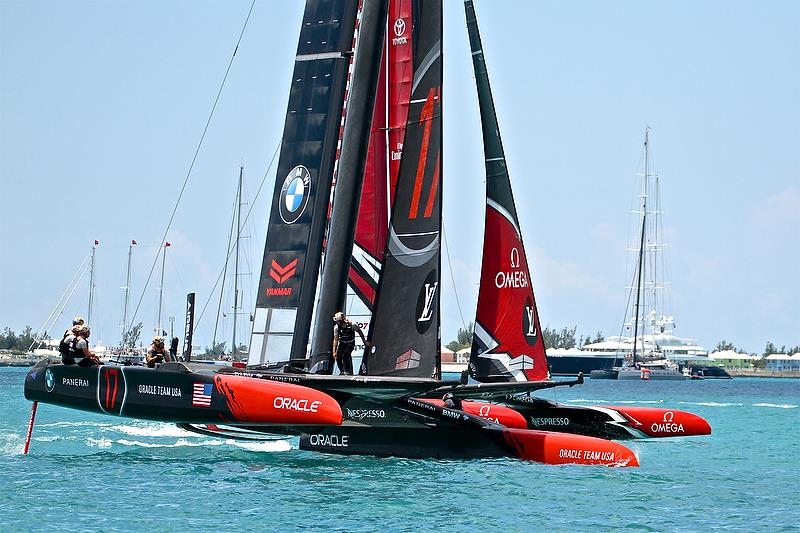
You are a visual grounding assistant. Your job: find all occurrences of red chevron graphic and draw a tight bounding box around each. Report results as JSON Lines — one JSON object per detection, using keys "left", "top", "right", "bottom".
{"left": 269, "top": 259, "right": 298, "bottom": 284}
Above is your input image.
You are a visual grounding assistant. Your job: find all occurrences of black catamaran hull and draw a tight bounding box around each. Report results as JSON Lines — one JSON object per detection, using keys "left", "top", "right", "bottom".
{"left": 24, "top": 360, "right": 645, "bottom": 466}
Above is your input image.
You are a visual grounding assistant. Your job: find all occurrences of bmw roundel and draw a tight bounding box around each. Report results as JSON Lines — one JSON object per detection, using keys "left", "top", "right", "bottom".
{"left": 279, "top": 165, "right": 312, "bottom": 224}
{"left": 45, "top": 368, "right": 55, "bottom": 392}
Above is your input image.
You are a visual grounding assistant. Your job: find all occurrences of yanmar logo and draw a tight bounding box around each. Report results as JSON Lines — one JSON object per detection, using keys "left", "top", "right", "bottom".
{"left": 267, "top": 259, "right": 297, "bottom": 296}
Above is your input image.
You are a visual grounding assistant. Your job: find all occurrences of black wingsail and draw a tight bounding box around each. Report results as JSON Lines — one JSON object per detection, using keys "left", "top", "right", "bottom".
{"left": 248, "top": 0, "right": 358, "bottom": 367}
{"left": 366, "top": 0, "right": 443, "bottom": 378}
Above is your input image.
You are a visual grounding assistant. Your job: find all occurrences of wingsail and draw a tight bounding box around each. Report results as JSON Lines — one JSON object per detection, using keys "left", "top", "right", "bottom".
{"left": 366, "top": 0, "right": 442, "bottom": 378}
{"left": 348, "top": 0, "right": 414, "bottom": 309}
{"left": 465, "top": 0, "right": 549, "bottom": 382}
{"left": 248, "top": 0, "right": 358, "bottom": 367}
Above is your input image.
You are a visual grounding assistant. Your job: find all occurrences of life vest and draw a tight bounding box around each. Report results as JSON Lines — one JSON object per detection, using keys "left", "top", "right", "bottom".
{"left": 59, "top": 334, "right": 82, "bottom": 358}
{"left": 335, "top": 321, "right": 355, "bottom": 346}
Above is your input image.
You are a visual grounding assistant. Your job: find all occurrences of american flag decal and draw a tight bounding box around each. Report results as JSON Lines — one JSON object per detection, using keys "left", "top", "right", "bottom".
{"left": 192, "top": 383, "right": 213, "bottom": 407}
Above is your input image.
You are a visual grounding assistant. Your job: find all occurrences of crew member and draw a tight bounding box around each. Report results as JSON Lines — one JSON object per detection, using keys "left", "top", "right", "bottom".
{"left": 146, "top": 336, "right": 171, "bottom": 368}
{"left": 332, "top": 311, "right": 369, "bottom": 375}
{"left": 62, "top": 316, "right": 84, "bottom": 339}
{"left": 442, "top": 392, "right": 463, "bottom": 410}
{"left": 61, "top": 325, "right": 102, "bottom": 367}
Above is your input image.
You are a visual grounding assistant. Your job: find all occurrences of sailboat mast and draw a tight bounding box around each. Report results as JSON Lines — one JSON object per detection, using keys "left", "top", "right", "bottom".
{"left": 309, "top": 0, "right": 390, "bottom": 369}
{"left": 631, "top": 128, "right": 650, "bottom": 362}
{"left": 88, "top": 243, "right": 96, "bottom": 326}
{"left": 157, "top": 243, "right": 167, "bottom": 336}
{"left": 121, "top": 241, "right": 133, "bottom": 345}
{"left": 232, "top": 165, "right": 243, "bottom": 360}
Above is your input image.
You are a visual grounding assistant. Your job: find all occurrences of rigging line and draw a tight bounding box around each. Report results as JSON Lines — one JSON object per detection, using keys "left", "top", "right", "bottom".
{"left": 129, "top": 0, "right": 257, "bottom": 327}
{"left": 442, "top": 224, "right": 467, "bottom": 332}
{"left": 29, "top": 252, "right": 92, "bottom": 351}
{"left": 213, "top": 184, "right": 240, "bottom": 347}
{"left": 195, "top": 140, "right": 280, "bottom": 331}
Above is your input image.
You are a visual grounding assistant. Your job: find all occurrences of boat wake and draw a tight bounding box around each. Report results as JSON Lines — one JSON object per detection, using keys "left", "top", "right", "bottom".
{"left": 678, "top": 401, "right": 743, "bottom": 407}
{"left": 752, "top": 403, "right": 797, "bottom": 409}
{"left": 106, "top": 437, "right": 293, "bottom": 452}
{"left": 566, "top": 399, "right": 665, "bottom": 405}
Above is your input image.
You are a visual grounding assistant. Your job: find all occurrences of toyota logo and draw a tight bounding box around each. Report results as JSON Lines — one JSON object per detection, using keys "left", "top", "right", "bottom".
{"left": 394, "top": 18, "right": 406, "bottom": 37}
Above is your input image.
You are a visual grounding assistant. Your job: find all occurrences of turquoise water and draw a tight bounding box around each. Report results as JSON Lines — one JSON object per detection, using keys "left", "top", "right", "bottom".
{"left": 2, "top": 368, "right": 798, "bottom": 532}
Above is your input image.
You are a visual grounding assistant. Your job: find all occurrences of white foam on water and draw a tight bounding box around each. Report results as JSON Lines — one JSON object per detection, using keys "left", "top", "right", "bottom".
{"left": 753, "top": 403, "right": 797, "bottom": 409}
{"left": 116, "top": 438, "right": 225, "bottom": 449}
{"left": 229, "top": 439, "right": 293, "bottom": 452}
{"left": 566, "top": 399, "right": 663, "bottom": 405}
{"left": 678, "top": 401, "right": 742, "bottom": 407}
{"left": 34, "top": 436, "right": 60, "bottom": 442}
{"left": 108, "top": 423, "right": 193, "bottom": 438}
{"left": 0, "top": 436, "right": 25, "bottom": 456}
{"left": 86, "top": 437, "right": 113, "bottom": 449}
{"left": 39, "top": 421, "right": 113, "bottom": 429}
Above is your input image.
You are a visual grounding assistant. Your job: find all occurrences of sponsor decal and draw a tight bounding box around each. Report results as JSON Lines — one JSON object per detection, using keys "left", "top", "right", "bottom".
{"left": 273, "top": 397, "right": 321, "bottom": 413}
{"left": 308, "top": 433, "right": 349, "bottom": 448}
{"left": 138, "top": 384, "right": 182, "bottom": 397}
{"left": 522, "top": 298, "right": 538, "bottom": 346}
{"left": 346, "top": 408, "right": 386, "bottom": 421}
{"left": 650, "top": 411, "right": 684, "bottom": 433}
{"left": 495, "top": 247, "right": 529, "bottom": 288}
{"left": 559, "top": 449, "right": 617, "bottom": 461}
{"left": 192, "top": 383, "right": 213, "bottom": 407}
{"left": 392, "top": 18, "right": 408, "bottom": 45}
{"left": 417, "top": 282, "right": 438, "bottom": 323}
{"left": 391, "top": 142, "right": 403, "bottom": 161}
{"left": 278, "top": 165, "right": 311, "bottom": 224}
{"left": 269, "top": 259, "right": 298, "bottom": 284}
{"left": 62, "top": 377, "right": 89, "bottom": 387}
{"left": 530, "top": 417, "right": 571, "bottom": 427}
{"left": 45, "top": 368, "right": 55, "bottom": 392}
{"left": 494, "top": 270, "right": 528, "bottom": 289}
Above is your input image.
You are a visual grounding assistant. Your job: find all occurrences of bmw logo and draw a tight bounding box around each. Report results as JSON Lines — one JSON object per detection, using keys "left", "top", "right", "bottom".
{"left": 45, "top": 368, "right": 55, "bottom": 392}
{"left": 279, "top": 165, "right": 312, "bottom": 224}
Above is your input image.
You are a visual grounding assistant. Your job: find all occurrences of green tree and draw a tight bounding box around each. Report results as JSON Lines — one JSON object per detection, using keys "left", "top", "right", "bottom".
{"left": 205, "top": 341, "right": 226, "bottom": 357}
{"left": 446, "top": 322, "right": 474, "bottom": 352}
{"left": 542, "top": 325, "right": 578, "bottom": 349}
{"left": 715, "top": 340, "right": 736, "bottom": 352}
{"left": 763, "top": 341, "right": 778, "bottom": 356}
{"left": 123, "top": 323, "right": 143, "bottom": 349}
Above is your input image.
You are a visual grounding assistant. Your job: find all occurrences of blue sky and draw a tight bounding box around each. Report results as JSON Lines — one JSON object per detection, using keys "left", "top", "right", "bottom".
{"left": 1, "top": 1, "right": 797, "bottom": 354}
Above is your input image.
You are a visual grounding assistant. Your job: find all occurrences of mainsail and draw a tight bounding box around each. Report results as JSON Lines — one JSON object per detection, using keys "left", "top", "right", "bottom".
{"left": 367, "top": 0, "right": 442, "bottom": 378}
{"left": 248, "top": 0, "right": 358, "bottom": 366}
{"left": 465, "top": 0, "right": 549, "bottom": 382}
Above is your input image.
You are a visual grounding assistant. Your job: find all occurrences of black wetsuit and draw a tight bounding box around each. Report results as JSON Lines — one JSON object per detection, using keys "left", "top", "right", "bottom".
{"left": 334, "top": 321, "right": 356, "bottom": 375}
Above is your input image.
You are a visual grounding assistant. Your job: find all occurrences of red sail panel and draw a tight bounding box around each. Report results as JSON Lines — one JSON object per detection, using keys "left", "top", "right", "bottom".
{"left": 387, "top": 0, "right": 413, "bottom": 199}
{"left": 472, "top": 208, "right": 548, "bottom": 381}
{"left": 349, "top": 0, "right": 413, "bottom": 309}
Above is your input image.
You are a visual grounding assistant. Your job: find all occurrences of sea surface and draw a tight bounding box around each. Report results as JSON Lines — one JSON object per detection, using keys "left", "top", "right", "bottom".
{"left": 1, "top": 368, "right": 798, "bottom": 532}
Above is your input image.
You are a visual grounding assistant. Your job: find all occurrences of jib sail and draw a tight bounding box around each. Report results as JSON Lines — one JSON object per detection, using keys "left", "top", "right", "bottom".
{"left": 465, "top": 0, "right": 549, "bottom": 382}
{"left": 248, "top": 0, "right": 358, "bottom": 366}
{"left": 366, "top": 0, "right": 442, "bottom": 378}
